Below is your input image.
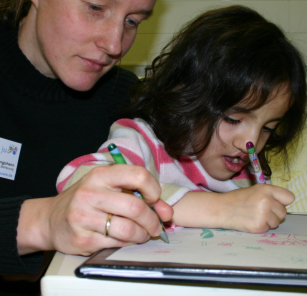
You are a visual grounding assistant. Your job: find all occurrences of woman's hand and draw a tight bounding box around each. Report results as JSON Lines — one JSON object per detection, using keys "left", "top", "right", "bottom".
{"left": 17, "top": 165, "right": 173, "bottom": 256}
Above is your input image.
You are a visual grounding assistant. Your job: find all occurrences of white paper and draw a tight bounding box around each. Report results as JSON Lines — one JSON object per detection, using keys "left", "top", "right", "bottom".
{"left": 107, "top": 214, "right": 307, "bottom": 270}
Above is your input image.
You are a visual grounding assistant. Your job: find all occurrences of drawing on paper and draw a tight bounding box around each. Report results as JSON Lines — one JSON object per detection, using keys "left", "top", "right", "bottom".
{"left": 218, "top": 242, "right": 233, "bottom": 246}
{"left": 290, "top": 255, "right": 307, "bottom": 264}
{"left": 258, "top": 233, "right": 307, "bottom": 246}
{"left": 200, "top": 229, "right": 214, "bottom": 239}
{"left": 108, "top": 217, "right": 307, "bottom": 270}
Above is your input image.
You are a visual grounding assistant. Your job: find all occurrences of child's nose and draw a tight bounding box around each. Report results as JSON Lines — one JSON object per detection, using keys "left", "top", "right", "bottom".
{"left": 234, "top": 131, "right": 260, "bottom": 153}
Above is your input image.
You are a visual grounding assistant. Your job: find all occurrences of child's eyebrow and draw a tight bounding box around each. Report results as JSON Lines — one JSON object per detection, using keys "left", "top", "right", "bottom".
{"left": 230, "top": 110, "right": 284, "bottom": 123}
{"left": 266, "top": 117, "right": 283, "bottom": 123}
{"left": 248, "top": 112, "right": 283, "bottom": 123}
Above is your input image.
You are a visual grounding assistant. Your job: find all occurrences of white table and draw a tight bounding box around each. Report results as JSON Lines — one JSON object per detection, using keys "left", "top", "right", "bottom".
{"left": 41, "top": 252, "right": 307, "bottom": 296}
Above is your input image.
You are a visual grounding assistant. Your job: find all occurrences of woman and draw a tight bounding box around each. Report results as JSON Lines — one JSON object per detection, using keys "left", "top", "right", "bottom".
{"left": 0, "top": 0, "right": 172, "bottom": 295}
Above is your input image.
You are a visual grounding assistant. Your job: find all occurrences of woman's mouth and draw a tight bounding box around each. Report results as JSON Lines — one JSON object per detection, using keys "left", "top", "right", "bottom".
{"left": 79, "top": 56, "right": 106, "bottom": 72}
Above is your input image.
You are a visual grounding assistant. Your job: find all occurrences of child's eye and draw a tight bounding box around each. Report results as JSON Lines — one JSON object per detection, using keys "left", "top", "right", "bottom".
{"left": 224, "top": 116, "right": 241, "bottom": 125}
{"left": 263, "top": 126, "right": 276, "bottom": 133}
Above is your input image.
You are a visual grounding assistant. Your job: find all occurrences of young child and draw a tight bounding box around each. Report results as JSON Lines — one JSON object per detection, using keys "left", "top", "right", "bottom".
{"left": 57, "top": 6, "right": 306, "bottom": 233}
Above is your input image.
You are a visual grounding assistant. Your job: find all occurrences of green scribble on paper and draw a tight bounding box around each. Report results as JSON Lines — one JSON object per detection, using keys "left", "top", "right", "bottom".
{"left": 216, "top": 229, "right": 234, "bottom": 232}
{"left": 245, "top": 246, "right": 264, "bottom": 250}
{"left": 291, "top": 255, "right": 307, "bottom": 264}
{"left": 200, "top": 229, "right": 214, "bottom": 239}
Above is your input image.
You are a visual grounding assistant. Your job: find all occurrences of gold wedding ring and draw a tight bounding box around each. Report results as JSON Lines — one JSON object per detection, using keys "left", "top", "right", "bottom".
{"left": 104, "top": 213, "right": 113, "bottom": 237}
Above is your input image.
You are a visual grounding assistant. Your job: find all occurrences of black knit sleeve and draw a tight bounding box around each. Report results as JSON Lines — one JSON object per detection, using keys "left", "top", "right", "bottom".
{"left": 0, "top": 196, "right": 44, "bottom": 275}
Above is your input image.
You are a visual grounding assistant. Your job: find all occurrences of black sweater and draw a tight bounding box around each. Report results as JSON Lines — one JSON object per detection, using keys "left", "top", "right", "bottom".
{"left": 0, "top": 21, "right": 138, "bottom": 295}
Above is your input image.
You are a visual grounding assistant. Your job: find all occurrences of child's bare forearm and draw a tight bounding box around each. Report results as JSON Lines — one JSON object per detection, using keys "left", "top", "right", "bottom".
{"left": 171, "top": 191, "right": 232, "bottom": 229}
{"left": 171, "top": 185, "right": 294, "bottom": 233}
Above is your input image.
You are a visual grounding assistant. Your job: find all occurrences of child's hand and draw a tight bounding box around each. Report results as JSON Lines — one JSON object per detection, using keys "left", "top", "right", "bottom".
{"left": 223, "top": 184, "right": 294, "bottom": 233}
{"left": 172, "top": 185, "right": 294, "bottom": 233}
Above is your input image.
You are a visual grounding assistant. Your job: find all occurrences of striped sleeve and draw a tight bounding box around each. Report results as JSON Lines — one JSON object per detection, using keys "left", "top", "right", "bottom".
{"left": 56, "top": 118, "right": 194, "bottom": 206}
{"left": 56, "top": 119, "right": 160, "bottom": 193}
{"left": 56, "top": 153, "right": 115, "bottom": 192}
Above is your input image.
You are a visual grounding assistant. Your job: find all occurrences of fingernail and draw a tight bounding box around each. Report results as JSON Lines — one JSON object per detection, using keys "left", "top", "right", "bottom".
{"left": 125, "top": 242, "right": 136, "bottom": 246}
{"left": 154, "top": 225, "right": 162, "bottom": 237}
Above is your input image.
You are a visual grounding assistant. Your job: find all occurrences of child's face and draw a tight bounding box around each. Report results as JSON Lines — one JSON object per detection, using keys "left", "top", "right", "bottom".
{"left": 197, "top": 86, "right": 290, "bottom": 181}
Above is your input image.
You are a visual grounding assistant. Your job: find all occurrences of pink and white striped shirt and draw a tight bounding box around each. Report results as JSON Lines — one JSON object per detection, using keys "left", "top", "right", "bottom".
{"left": 56, "top": 118, "right": 257, "bottom": 205}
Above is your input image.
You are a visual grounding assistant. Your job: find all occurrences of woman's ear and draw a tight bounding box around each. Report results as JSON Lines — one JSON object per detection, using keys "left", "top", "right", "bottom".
{"left": 31, "top": 0, "right": 39, "bottom": 9}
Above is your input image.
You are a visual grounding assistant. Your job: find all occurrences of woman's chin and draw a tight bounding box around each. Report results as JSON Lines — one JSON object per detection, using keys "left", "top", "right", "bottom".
{"left": 63, "top": 77, "right": 100, "bottom": 92}
{"left": 59, "top": 70, "right": 107, "bottom": 91}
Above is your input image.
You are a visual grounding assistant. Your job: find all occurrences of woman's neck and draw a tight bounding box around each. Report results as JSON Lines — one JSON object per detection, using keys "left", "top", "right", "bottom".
{"left": 18, "top": 4, "right": 56, "bottom": 79}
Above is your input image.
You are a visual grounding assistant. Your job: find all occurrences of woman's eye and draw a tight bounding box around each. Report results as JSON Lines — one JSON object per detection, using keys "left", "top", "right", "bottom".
{"left": 88, "top": 3, "right": 102, "bottom": 12}
{"left": 126, "top": 18, "right": 139, "bottom": 28}
{"left": 224, "top": 116, "right": 241, "bottom": 125}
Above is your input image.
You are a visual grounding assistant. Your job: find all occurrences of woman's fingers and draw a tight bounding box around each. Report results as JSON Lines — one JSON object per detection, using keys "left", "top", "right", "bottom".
{"left": 73, "top": 186, "right": 163, "bottom": 238}
{"left": 44, "top": 165, "right": 172, "bottom": 256}
{"left": 17, "top": 164, "right": 172, "bottom": 256}
{"left": 78, "top": 165, "right": 172, "bottom": 236}
{"left": 102, "top": 214, "right": 151, "bottom": 242}
{"left": 86, "top": 165, "right": 162, "bottom": 205}
{"left": 152, "top": 199, "right": 174, "bottom": 222}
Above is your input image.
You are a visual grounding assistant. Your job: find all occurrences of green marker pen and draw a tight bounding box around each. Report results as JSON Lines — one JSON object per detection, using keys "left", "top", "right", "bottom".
{"left": 108, "top": 143, "right": 169, "bottom": 243}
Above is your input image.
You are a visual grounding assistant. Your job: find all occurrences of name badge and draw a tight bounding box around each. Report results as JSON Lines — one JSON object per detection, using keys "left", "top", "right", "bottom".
{"left": 0, "top": 137, "right": 22, "bottom": 180}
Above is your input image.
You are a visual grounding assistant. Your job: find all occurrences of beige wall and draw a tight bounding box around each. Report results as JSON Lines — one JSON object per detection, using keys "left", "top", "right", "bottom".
{"left": 121, "top": 0, "right": 307, "bottom": 76}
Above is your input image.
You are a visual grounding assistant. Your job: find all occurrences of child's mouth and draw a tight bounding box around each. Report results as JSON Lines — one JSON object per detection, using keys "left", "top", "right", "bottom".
{"left": 223, "top": 156, "right": 244, "bottom": 172}
{"left": 232, "top": 157, "right": 240, "bottom": 164}
{"left": 225, "top": 156, "right": 241, "bottom": 164}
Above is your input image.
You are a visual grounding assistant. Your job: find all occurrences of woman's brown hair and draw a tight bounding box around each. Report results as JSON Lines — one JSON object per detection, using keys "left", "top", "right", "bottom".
{"left": 0, "top": 0, "right": 31, "bottom": 25}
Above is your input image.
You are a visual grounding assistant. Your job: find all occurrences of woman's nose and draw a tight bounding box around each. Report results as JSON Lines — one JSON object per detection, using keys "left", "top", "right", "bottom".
{"left": 95, "top": 21, "right": 123, "bottom": 57}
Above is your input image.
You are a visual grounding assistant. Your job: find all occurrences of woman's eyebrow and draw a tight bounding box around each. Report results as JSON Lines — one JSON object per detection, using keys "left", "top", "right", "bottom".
{"left": 135, "top": 9, "right": 154, "bottom": 19}
{"left": 111, "top": 0, "right": 154, "bottom": 19}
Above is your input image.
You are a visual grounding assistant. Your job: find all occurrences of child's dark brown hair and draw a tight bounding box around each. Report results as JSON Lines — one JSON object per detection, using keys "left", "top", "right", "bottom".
{"left": 127, "top": 5, "right": 306, "bottom": 176}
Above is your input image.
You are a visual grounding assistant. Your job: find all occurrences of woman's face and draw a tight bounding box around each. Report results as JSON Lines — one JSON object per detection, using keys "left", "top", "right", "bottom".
{"left": 19, "top": 0, "right": 156, "bottom": 91}
{"left": 197, "top": 86, "right": 291, "bottom": 181}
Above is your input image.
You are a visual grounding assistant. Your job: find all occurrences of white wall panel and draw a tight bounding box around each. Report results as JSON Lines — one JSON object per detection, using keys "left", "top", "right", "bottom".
{"left": 121, "top": 0, "right": 307, "bottom": 76}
